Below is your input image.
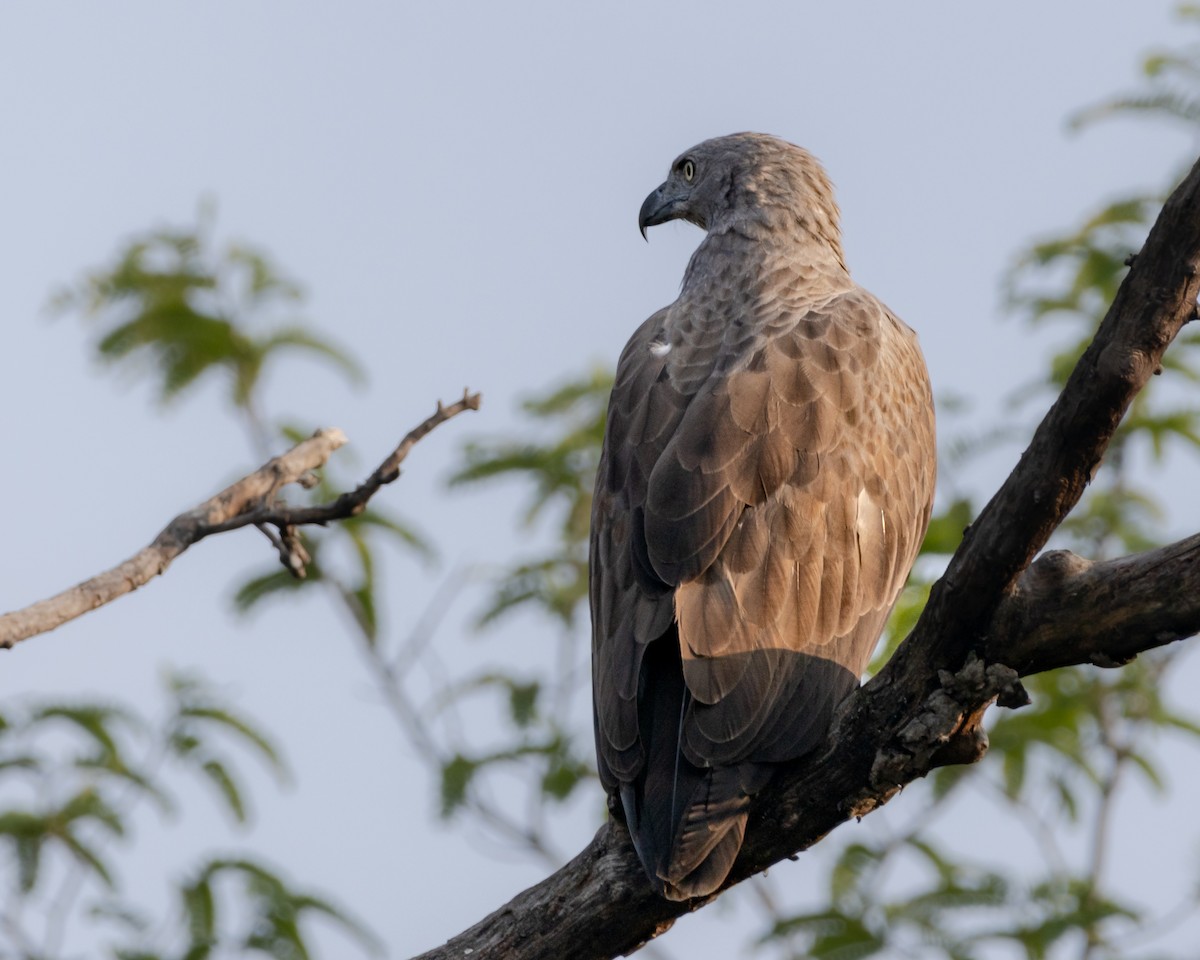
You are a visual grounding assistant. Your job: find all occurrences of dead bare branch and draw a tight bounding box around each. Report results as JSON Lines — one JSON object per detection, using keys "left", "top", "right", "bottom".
{"left": 0, "top": 391, "right": 482, "bottom": 649}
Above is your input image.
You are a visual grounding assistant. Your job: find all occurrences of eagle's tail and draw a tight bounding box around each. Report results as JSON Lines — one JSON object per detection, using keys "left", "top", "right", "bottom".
{"left": 620, "top": 635, "right": 768, "bottom": 901}
{"left": 657, "top": 764, "right": 754, "bottom": 900}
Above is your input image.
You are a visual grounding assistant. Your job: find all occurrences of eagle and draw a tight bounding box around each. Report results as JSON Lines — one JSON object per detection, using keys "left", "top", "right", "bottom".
{"left": 590, "top": 133, "right": 937, "bottom": 900}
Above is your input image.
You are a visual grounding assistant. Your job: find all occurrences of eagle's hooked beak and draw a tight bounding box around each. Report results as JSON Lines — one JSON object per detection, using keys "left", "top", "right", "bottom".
{"left": 638, "top": 182, "right": 688, "bottom": 240}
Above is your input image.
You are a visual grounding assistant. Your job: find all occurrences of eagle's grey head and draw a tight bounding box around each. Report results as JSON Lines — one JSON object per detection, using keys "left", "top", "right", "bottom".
{"left": 638, "top": 132, "right": 844, "bottom": 259}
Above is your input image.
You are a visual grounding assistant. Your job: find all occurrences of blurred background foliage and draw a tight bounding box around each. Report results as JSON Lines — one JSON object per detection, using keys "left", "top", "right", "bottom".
{"left": 6, "top": 6, "right": 1200, "bottom": 959}
{"left": 0, "top": 673, "right": 378, "bottom": 959}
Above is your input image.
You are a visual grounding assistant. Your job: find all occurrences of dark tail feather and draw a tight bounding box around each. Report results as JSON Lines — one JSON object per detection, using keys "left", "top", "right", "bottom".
{"left": 621, "top": 634, "right": 767, "bottom": 900}
{"left": 657, "top": 763, "right": 753, "bottom": 900}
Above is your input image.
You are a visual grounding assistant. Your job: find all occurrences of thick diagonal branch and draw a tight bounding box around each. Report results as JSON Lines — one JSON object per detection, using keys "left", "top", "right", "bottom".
{"left": 0, "top": 391, "right": 481, "bottom": 649}
{"left": 410, "top": 156, "right": 1200, "bottom": 960}
{"left": 894, "top": 157, "right": 1200, "bottom": 680}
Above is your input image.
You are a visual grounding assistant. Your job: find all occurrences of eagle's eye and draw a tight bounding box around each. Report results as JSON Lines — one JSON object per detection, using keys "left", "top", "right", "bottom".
{"left": 681, "top": 159, "right": 695, "bottom": 182}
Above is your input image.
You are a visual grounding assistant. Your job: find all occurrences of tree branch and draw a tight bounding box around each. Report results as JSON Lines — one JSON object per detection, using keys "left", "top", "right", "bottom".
{"left": 0, "top": 391, "right": 482, "bottom": 649}
{"left": 991, "top": 534, "right": 1200, "bottom": 673}
{"left": 409, "top": 157, "right": 1200, "bottom": 960}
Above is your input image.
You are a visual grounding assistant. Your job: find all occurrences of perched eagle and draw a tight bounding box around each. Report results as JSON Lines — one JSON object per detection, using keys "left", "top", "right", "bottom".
{"left": 590, "top": 133, "right": 937, "bottom": 900}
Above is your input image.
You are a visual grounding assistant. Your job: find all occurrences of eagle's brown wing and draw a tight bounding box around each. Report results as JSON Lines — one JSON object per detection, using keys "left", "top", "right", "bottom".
{"left": 591, "top": 307, "right": 683, "bottom": 789}
{"left": 591, "top": 289, "right": 935, "bottom": 898}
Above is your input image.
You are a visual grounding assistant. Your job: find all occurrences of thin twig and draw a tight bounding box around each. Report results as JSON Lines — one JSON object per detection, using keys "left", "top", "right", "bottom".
{"left": 208, "top": 390, "right": 483, "bottom": 533}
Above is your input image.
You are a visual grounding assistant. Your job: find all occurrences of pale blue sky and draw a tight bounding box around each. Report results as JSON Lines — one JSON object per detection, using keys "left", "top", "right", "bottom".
{"left": 2, "top": 2, "right": 1198, "bottom": 957}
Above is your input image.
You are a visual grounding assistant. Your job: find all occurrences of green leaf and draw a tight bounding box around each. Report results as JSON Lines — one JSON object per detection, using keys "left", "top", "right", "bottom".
{"left": 540, "top": 748, "right": 590, "bottom": 802}
{"left": 57, "top": 788, "right": 125, "bottom": 837}
{"left": 88, "top": 899, "right": 150, "bottom": 933}
{"left": 181, "top": 872, "right": 216, "bottom": 950}
{"left": 187, "top": 858, "right": 382, "bottom": 958}
{"left": 888, "top": 873, "right": 1009, "bottom": 921}
{"left": 765, "top": 909, "right": 884, "bottom": 959}
{"left": 59, "top": 831, "right": 116, "bottom": 888}
{"left": 258, "top": 326, "right": 366, "bottom": 385}
{"left": 440, "top": 754, "right": 478, "bottom": 817}
{"left": 919, "top": 498, "right": 975, "bottom": 556}
{"left": 31, "top": 704, "right": 137, "bottom": 760}
{"left": 509, "top": 681, "right": 539, "bottom": 728}
{"left": 168, "top": 674, "right": 284, "bottom": 774}
{"left": 232, "top": 568, "right": 311, "bottom": 611}
{"left": 0, "top": 814, "right": 48, "bottom": 892}
{"left": 1125, "top": 750, "right": 1166, "bottom": 792}
{"left": 0, "top": 753, "right": 41, "bottom": 773}
{"left": 350, "top": 508, "right": 435, "bottom": 562}
{"left": 200, "top": 759, "right": 246, "bottom": 822}
{"left": 75, "top": 755, "right": 173, "bottom": 812}
{"left": 449, "top": 369, "right": 610, "bottom": 627}
{"left": 16, "top": 834, "right": 41, "bottom": 893}
{"left": 53, "top": 210, "right": 363, "bottom": 413}
{"left": 179, "top": 704, "right": 281, "bottom": 771}
{"left": 830, "top": 843, "right": 882, "bottom": 904}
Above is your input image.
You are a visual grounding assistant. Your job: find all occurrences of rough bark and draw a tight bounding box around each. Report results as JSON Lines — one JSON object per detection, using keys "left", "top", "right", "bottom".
{"left": 991, "top": 535, "right": 1200, "bottom": 673}
{"left": 411, "top": 156, "right": 1200, "bottom": 960}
